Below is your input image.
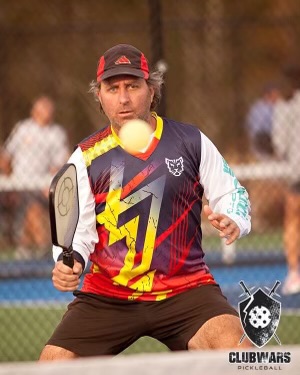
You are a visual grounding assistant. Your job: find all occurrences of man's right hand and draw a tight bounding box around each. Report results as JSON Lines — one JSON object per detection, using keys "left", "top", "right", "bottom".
{"left": 52, "top": 260, "right": 83, "bottom": 292}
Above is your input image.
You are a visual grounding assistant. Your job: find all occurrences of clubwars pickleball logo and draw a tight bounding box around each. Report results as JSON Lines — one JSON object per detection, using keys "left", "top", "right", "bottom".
{"left": 238, "top": 280, "right": 281, "bottom": 348}
{"left": 229, "top": 281, "right": 291, "bottom": 371}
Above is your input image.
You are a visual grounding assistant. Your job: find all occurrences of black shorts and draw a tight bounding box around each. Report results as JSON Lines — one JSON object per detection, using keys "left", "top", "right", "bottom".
{"left": 47, "top": 284, "right": 238, "bottom": 356}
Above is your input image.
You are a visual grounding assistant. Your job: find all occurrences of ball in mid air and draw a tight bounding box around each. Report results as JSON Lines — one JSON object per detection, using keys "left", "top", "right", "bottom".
{"left": 119, "top": 119, "right": 153, "bottom": 152}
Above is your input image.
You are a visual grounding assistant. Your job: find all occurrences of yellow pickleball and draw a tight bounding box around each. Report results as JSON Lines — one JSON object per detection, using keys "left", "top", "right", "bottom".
{"left": 119, "top": 119, "right": 153, "bottom": 152}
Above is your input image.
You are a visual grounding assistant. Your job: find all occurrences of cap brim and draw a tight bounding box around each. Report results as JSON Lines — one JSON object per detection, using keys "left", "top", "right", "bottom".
{"left": 100, "top": 67, "right": 147, "bottom": 81}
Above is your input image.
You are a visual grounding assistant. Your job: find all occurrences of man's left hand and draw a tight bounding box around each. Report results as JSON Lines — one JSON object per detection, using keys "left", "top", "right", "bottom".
{"left": 203, "top": 204, "right": 240, "bottom": 245}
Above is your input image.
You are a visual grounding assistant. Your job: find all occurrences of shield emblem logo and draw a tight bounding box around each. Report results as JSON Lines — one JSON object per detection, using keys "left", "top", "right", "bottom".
{"left": 238, "top": 282, "right": 281, "bottom": 348}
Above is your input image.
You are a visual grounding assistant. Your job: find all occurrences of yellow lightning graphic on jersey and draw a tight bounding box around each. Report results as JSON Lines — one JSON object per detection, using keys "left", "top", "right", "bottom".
{"left": 96, "top": 161, "right": 166, "bottom": 292}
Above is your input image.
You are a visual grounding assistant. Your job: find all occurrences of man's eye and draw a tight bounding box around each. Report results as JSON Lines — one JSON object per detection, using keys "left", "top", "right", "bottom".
{"left": 108, "top": 87, "right": 117, "bottom": 92}
{"left": 129, "top": 84, "right": 138, "bottom": 89}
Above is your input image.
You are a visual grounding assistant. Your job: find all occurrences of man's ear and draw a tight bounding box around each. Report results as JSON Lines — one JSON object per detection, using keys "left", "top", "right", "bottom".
{"left": 97, "top": 90, "right": 102, "bottom": 105}
{"left": 150, "top": 86, "right": 154, "bottom": 103}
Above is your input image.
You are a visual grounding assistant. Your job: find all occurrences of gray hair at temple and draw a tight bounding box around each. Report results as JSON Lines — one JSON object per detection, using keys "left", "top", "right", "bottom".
{"left": 89, "top": 70, "right": 164, "bottom": 113}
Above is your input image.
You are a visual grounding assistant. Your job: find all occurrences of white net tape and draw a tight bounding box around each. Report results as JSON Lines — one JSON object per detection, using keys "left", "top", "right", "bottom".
{"left": 0, "top": 346, "right": 299, "bottom": 375}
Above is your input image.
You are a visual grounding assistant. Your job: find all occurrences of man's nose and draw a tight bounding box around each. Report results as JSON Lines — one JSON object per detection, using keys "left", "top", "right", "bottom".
{"left": 119, "top": 88, "right": 130, "bottom": 104}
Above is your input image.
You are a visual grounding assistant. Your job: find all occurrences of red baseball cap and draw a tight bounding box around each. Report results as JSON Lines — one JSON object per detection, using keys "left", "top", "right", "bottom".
{"left": 96, "top": 44, "right": 150, "bottom": 82}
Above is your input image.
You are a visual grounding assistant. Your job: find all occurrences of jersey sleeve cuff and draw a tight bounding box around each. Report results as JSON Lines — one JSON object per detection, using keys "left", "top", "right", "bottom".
{"left": 227, "top": 214, "right": 251, "bottom": 238}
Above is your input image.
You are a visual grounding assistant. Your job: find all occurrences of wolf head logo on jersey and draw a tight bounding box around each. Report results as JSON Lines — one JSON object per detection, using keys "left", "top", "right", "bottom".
{"left": 165, "top": 157, "right": 184, "bottom": 176}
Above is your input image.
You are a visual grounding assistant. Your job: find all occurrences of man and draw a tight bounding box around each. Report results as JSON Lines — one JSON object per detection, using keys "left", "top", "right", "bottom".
{"left": 243, "top": 83, "right": 283, "bottom": 237}
{"left": 245, "top": 82, "right": 281, "bottom": 160}
{"left": 272, "top": 65, "right": 300, "bottom": 295}
{"left": 40, "top": 44, "right": 251, "bottom": 360}
{"left": 0, "top": 96, "right": 69, "bottom": 258}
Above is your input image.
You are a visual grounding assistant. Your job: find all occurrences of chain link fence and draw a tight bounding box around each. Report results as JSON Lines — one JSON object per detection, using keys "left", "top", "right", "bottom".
{"left": 0, "top": 0, "right": 300, "bottom": 361}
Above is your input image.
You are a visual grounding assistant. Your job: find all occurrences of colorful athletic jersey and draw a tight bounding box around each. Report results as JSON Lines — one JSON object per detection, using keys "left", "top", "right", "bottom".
{"left": 53, "top": 114, "right": 251, "bottom": 301}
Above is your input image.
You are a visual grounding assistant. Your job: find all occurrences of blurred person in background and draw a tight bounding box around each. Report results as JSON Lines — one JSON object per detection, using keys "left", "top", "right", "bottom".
{"left": 39, "top": 44, "right": 251, "bottom": 361}
{"left": 242, "top": 82, "right": 283, "bottom": 241}
{"left": 0, "top": 96, "right": 69, "bottom": 259}
{"left": 272, "top": 65, "right": 300, "bottom": 295}
{"left": 245, "top": 82, "right": 282, "bottom": 161}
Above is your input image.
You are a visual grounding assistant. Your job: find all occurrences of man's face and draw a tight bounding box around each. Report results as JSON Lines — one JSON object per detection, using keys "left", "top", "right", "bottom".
{"left": 32, "top": 99, "right": 54, "bottom": 126}
{"left": 98, "top": 75, "right": 154, "bottom": 130}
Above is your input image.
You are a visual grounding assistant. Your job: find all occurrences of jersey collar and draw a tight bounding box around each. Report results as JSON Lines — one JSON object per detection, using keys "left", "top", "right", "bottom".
{"left": 111, "top": 112, "right": 163, "bottom": 160}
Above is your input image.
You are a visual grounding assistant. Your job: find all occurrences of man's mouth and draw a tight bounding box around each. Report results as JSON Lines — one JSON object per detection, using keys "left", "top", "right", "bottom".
{"left": 118, "top": 111, "right": 134, "bottom": 119}
{"left": 119, "top": 110, "right": 133, "bottom": 115}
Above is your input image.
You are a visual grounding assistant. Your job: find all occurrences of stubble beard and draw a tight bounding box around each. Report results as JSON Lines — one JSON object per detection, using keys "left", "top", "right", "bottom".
{"left": 110, "top": 111, "right": 152, "bottom": 133}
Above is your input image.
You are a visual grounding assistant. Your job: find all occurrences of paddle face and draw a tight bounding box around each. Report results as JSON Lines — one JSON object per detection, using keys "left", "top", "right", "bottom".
{"left": 49, "top": 163, "right": 79, "bottom": 267}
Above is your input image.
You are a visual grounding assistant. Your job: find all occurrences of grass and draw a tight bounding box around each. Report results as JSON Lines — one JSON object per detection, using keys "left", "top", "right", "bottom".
{"left": 0, "top": 306, "right": 298, "bottom": 362}
{"left": 202, "top": 229, "right": 283, "bottom": 253}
